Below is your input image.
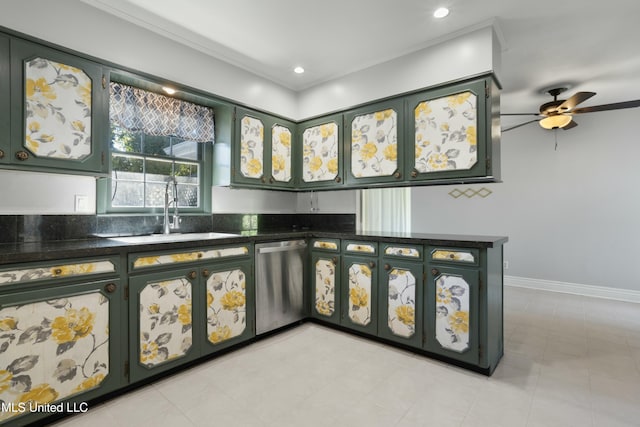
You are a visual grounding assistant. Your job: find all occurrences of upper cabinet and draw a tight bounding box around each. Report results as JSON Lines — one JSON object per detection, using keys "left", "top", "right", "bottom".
{"left": 0, "top": 34, "right": 9, "bottom": 164}
{"left": 5, "top": 38, "right": 109, "bottom": 174}
{"left": 344, "top": 98, "right": 405, "bottom": 186}
{"left": 297, "top": 113, "right": 344, "bottom": 190}
{"left": 233, "top": 107, "right": 296, "bottom": 189}
{"left": 405, "top": 76, "right": 499, "bottom": 183}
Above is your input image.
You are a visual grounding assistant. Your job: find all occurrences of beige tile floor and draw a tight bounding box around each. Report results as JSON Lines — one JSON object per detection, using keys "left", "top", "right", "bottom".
{"left": 52, "top": 286, "right": 640, "bottom": 427}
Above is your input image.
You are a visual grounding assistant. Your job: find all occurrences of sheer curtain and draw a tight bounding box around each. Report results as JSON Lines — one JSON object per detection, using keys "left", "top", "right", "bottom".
{"left": 359, "top": 187, "right": 411, "bottom": 233}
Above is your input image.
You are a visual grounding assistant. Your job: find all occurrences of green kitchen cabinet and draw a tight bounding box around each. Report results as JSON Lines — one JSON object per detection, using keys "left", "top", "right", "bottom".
{"left": 378, "top": 244, "right": 424, "bottom": 348}
{"left": 6, "top": 38, "right": 108, "bottom": 175}
{"left": 405, "top": 76, "right": 499, "bottom": 184}
{"left": 0, "top": 34, "right": 9, "bottom": 164}
{"left": 309, "top": 238, "right": 341, "bottom": 325}
{"left": 424, "top": 247, "right": 481, "bottom": 365}
{"left": 344, "top": 98, "right": 406, "bottom": 186}
{"left": 0, "top": 257, "right": 123, "bottom": 426}
{"left": 126, "top": 244, "right": 254, "bottom": 382}
{"left": 340, "top": 241, "right": 378, "bottom": 335}
{"left": 297, "top": 113, "right": 344, "bottom": 189}
{"left": 233, "top": 107, "right": 296, "bottom": 190}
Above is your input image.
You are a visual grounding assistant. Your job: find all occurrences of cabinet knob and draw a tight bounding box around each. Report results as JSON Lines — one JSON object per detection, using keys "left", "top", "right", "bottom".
{"left": 188, "top": 271, "right": 197, "bottom": 280}
{"left": 394, "top": 171, "right": 401, "bottom": 179}
{"left": 202, "top": 269, "right": 210, "bottom": 278}
{"left": 369, "top": 261, "right": 376, "bottom": 269}
{"left": 411, "top": 169, "right": 418, "bottom": 179}
{"left": 332, "top": 256, "right": 338, "bottom": 265}
{"left": 269, "top": 177, "right": 275, "bottom": 184}
{"left": 104, "top": 283, "right": 117, "bottom": 293}
{"left": 0, "top": 149, "right": 4, "bottom": 159}
{"left": 261, "top": 177, "right": 266, "bottom": 183}
{"left": 384, "top": 263, "right": 391, "bottom": 271}
{"left": 15, "top": 151, "right": 29, "bottom": 161}
{"left": 431, "top": 268, "right": 440, "bottom": 276}
{"left": 335, "top": 176, "right": 342, "bottom": 183}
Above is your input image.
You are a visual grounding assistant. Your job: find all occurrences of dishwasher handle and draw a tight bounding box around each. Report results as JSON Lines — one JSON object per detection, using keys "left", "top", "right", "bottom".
{"left": 257, "top": 241, "right": 307, "bottom": 254}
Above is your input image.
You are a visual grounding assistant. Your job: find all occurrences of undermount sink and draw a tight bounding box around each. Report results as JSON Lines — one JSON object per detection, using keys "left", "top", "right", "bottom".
{"left": 107, "top": 232, "right": 240, "bottom": 244}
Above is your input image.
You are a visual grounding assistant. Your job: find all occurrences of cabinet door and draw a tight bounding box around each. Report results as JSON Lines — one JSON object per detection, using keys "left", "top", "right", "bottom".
{"left": 297, "top": 113, "right": 343, "bottom": 189}
{"left": 233, "top": 108, "right": 296, "bottom": 189}
{"left": 344, "top": 98, "right": 405, "bottom": 186}
{"left": 341, "top": 254, "right": 378, "bottom": 335}
{"left": 425, "top": 265, "right": 479, "bottom": 365}
{"left": 310, "top": 251, "right": 341, "bottom": 325}
{"left": 128, "top": 268, "right": 201, "bottom": 383}
{"left": 0, "top": 279, "right": 122, "bottom": 425}
{"left": 201, "top": 259, "right": 254, "bottom": 354}
{"left": 378, "top": 260, "right": 423, "bottom": 348}
{"left": 9, "top": 38, "right": 107, "bottom": 174}
{"left": 405, "top": 78, "right": 489, "bottom": 182}
{"left": 0, "top": 34, "right": 9, "bottom": 164}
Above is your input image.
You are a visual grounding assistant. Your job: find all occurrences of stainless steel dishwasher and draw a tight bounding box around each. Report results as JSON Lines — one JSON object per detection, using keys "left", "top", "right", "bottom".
{"left": 255, "top": 240, "right": 307, "bottom": 335}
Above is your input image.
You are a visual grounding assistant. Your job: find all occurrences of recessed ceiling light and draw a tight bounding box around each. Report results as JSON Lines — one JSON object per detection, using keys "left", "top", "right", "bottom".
{"left": 293, "top": 66, "right": 305, "bottom": 74}
{"left": 433, "top": 7, "right": 450, "bottom": 18}
{"left": 162, "top": 86, "right": 176, "bottom": 95}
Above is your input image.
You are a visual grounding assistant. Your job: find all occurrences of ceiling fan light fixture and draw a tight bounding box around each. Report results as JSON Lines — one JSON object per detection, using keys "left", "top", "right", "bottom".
{"left": 539, "top": 114, "right": 572, "bottom": 130}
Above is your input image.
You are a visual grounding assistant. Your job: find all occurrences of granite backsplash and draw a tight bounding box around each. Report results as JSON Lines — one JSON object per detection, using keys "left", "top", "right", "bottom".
{"left": 0, "top": 214, "right": 356, "bottom": 244}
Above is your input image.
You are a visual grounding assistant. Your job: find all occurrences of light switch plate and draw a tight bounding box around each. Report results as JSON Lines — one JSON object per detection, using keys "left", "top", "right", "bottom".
{"left": 74, "top": 194, "right": 89, "bottom": 212}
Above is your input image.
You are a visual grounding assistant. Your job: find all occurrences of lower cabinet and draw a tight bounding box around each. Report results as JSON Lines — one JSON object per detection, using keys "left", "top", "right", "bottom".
{"left": 126, "top": 244, "right": 254, "bottom": 383}
{"left": 0, "top": 264, "right": 123, "bottom": 426}
{"left": 309, "top": 239, "right": 341, "bottom": 325}
{"left": 340, "top": 241, "right": 378, "bottom": 335}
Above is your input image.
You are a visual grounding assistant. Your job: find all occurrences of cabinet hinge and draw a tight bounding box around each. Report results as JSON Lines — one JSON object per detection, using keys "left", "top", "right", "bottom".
{"left": 485, "top": 82, "right": 490, "bottom": 98}
{"left": 124, "top": 360, "right": 129, "bottom": 378}
{"left": 479, "top": 277, "right": 483, "bottom": 292}
{"left": 423, "top": 271, "right": 427, "bottom": 282}
{"left": 124, "top": 285, "right": 129, "bottom": 300}
{"left": 485, "top": 158, "right": 491, "bottom": 171}
{"left": 102, "top": 74, "right": 107, "bottom": 90}
{"left": 422, "top": 333, "right": 426, "bottom": 346}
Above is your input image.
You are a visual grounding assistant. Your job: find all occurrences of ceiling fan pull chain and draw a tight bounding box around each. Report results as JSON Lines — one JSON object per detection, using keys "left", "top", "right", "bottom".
{"left": 554, "top": 130, "right": 558, "bottom": 151}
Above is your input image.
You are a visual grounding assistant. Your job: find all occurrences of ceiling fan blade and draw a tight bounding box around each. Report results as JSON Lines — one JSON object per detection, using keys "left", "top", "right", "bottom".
{"left": 571, "top": 99, "right": 640, "bottom": 114}
{"left": 500, "top": 113, "right": 542, "bottom": 116}
{"left": 562, "top": 119, "right": 578, "bottom": 130}
{"left": 502, "top": 119, "right": 539, "bottom": 132}
{"left": 558, "top": 92, "right": 596, "bottom": 111}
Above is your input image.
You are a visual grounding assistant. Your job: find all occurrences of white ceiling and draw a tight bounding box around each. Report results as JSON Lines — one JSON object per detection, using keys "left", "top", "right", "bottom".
{"left": 83, "top": 0, "right": 640, "bottom": 128}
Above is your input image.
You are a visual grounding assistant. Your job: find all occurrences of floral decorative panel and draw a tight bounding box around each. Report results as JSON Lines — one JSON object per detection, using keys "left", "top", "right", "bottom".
{"left": 302, "top": 122, "right": 339, "bottom": 183}
{"left": 432, "top": 250, "right": 475, "bottom": 263}
{"left": 239, "top": 115, "right": 264, "bottom": 179}
{"left": 313, "top": 241, "right": 338, "bottom": 250}
{"left": 347, "top": 263, "right": 372, "bottom": 326}
{"left": 24, "top": 57, "right": 92, "bottom": 160}
{"left": 0, "top": 292, "right": 109, "bottom": 422}
{"left": 386, "top": 268, "right": 416, "bottom": 338}
{"left": 414, "top": 91, "right": 477, "bottom": 173}
{"left": 0, "top": 260, "right": 116, "bottom": 287}
{"left": 139, "top": 278, "right": 192, "bottom": 367}
{"left": 435, "top": 274, "right": 470, "bottom": 352}
{"left": 351, "top": 109, "right": 398, "bottom": 178}
{"left": 271, "top": 124, "right": 292, "bottom": 183}
{"left": 345, "top": 243, "right": 375, "bottom": 253}
{"left": 384, "top": 247, "right": 421, "bottom": 258}
{"left": 132, "top": 246, "right": 249, "bottom": 269}
{"left": 206, "top": 269, "right": 246, "bottom": 345}
{"left": 314, "top": 259, "right": 335, "bottom": 317}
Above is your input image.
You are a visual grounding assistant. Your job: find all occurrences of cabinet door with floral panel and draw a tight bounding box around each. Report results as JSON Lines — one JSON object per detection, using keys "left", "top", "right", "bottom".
{"left": 270, "top": 121, "right": 295, "bottom": 188}
{"left": 0, "top": 279, "right": 122, "bottom": 425}
{"left": 341, "top": 255, "right": 378, "bottom": 335}
{"left": 9, "top": 38, "right": 108, "bottom": 174}
{"left": 201, "top": 259, "right": 254, "bottom": 353}
{"left": 128, "top": 268, "right": 202, "bottom": 383}
{"left": 378, "top": 260, "right": 423, "bottom": 348}
{"left": 344, "top": 98, "right": 404, "bottom": 185}
{"left": 310, "top": 252, "right": 341, "bottom": 325}
{"left": 425, "top": 265, "right": 479, "bottom": 365}
{"left": 235, "top": 109, "right": 266, "bottom": 185}
{"left": 405, "top": 78, "right": 489, "bottom": 182}
{"left": 298, "top": 113, "right": 343, "bottom": 189}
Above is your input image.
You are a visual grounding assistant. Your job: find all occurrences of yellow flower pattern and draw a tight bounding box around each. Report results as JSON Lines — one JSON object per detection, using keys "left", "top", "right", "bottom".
{"left": 302, "top": 122, "right": 339, "bottom": 182}
{"left": 209, "top": 325, "right": 232, "bottom": 344}
{"left": 347, "top": 263, "right": 372, "bottom": 326}
{"left": 239, "top": 115, "right": 264, "bottom": 179}
{"left": 315, "top": 259, "right": 336, "bottom": 317}
{"left": 272, "top": 125, "right": 292, "bottom": 182}
{"left": 51, "top": 307, "right": 95, "bottom": 344}
{"left": 24, "top": 57, "right": 92, "bottom": 160}
{"left": 387, "top": 268, "right": 416, "bottom": 338}
{"left": 350, "top": 109, "right": 398, "bottom": 178}
{"left": 207, "top": 269, "right": 247, "bottom": 345}
{"left": 435, "top": 275, "right": 471, "bottom": 352}
{"left": 414, "top": 91, "right": 478, "bottom": 173}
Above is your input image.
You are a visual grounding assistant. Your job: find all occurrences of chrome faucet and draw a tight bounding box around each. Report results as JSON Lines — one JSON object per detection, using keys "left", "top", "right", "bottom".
{"left": 163, "top": 176, "right": 180, "bottom": 234}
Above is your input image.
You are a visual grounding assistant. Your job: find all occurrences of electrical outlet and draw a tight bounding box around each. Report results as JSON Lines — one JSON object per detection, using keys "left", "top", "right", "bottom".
{"left": 503, "top": 261, "right": 509, "bottom": 270}
{"left": 74, "top": 195, "right": 89, "bottom": 212}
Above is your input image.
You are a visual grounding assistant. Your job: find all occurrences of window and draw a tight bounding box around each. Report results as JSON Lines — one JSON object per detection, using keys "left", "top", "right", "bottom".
{"left": 101, "top": 82, "right": 215, "bottom": 213}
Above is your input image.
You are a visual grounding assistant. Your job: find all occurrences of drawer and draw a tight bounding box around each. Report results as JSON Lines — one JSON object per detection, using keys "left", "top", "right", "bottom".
{"left": 381, "top": 243, "right": 423, "bottom": 260}
{"left": 310, "top": 238, "right": 340, "bottom": 252}
{"left": 342, "top": 240, "right": 378, "bottom": 256}
{"left": 129, "top": 244, "right": 252, "bottom": 271}
{"left": 429, "top": 247, "right": 479, "bottom": 266}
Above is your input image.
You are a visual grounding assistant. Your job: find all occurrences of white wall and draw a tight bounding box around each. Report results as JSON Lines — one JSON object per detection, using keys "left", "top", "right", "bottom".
{"left": 410, "top": 108, "right": 640, "bottom": 292}
{"left": 211, "top": 187, "right": 297, "bottom": 214}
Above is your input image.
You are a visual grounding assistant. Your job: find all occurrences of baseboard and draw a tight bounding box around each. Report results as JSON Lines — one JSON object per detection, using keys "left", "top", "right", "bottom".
{"left": 504, "top": 275, "right": 640, "bottom": 304}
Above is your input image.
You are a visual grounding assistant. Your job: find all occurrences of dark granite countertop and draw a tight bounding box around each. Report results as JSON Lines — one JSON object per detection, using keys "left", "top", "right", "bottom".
{"left": 0, "top": 230, "right": 507, "bottom": 265}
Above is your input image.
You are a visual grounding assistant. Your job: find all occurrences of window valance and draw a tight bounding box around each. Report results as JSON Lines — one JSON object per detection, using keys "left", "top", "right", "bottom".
{"left": 109, "top": 82, "right": 215, "bottom": 143}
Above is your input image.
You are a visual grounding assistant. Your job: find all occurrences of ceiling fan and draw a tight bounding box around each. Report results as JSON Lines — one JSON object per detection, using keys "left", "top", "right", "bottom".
{"left": 501, "top": 87, "right": 640, "bottom": 132}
